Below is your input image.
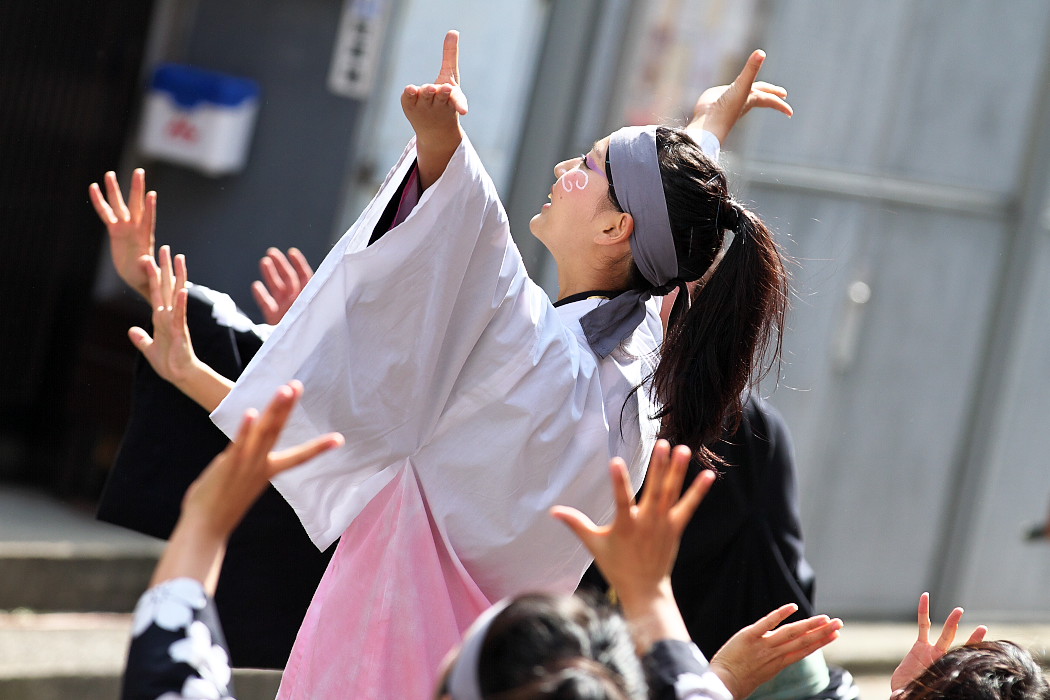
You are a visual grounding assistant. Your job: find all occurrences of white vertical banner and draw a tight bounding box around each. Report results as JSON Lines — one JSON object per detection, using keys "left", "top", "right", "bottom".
{"left": 328, "top": 0, "right": 391, "bottom": 99}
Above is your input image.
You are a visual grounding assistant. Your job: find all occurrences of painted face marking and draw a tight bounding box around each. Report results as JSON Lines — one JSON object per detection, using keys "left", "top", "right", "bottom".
{"left": 561, "top": 169, "right": 589, "bottom": 193}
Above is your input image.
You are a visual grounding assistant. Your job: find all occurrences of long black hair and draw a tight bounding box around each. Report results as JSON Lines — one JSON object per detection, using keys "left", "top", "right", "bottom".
{"left": 611, "top": 127, "right": 789, "bottom": 469}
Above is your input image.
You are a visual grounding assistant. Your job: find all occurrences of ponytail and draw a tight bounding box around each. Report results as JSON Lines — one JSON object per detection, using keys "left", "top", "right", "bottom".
{"left": 649, "top": 128, "right": 789, "bottom": 468}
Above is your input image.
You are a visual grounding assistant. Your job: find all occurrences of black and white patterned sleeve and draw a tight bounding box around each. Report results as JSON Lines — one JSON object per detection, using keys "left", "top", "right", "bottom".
{"left": 644, "top": 639, "right": 734, "bottom": 700}
{"left": 121, "top": 578, "right": 236, "bottom": 700}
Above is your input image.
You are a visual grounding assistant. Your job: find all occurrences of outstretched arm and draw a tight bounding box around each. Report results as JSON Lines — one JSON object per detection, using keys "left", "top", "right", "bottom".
{"left": 890, "top": 592, "right": 987, "bottom": 695}
{"left": 151, "top": 381, "right": 343, "bottom": 591}
{"left": 122, "top": 384, "right": 342, "bottom": 700}
{"left": 88, "top": 168, "right": 156, "bottom": 300}
{"left": 128, "top": 245, "right": 235, "bottom": 412}
{"left": 687, "top": 50, "right": 792, "bottom": 147}
{"left": 401, "top": 30, "right": 469, "bottom": 190}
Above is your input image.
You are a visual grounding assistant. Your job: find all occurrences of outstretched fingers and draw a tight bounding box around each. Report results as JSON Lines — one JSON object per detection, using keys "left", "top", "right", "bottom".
{"left": 549, "top": 505, "right": 603, "bottom": 550}
{"left": 965, "top": 625, "right": 988, "bottom": 646}
{"left": 659, "top": 444, "right": 692, "bottom": 513}
{"left": 264, "top": 248, "right": 295, "bottom": 292}
{"left": 753, "top": 80, "right": 787, "bottom": 98}
{"left": 609, "top": 457, "right": 636, "bottom": 526}
{"left": 440, "top": 30, "right": 461, "bottom": 86}
{"left": 145, "top": 190, "right": 157, "bottom": 236}
{"left": 252, "top": 281, "right": 278, "bottom": 319}
{"left": 733, "top": 49, "right": 766, "bottom": 94}
{"left": 437, "top": 30, "right": 468, "bottom": 114}
{"left": 776, "top": 617, "right": 843, "bottom": 662}
{"left": 157, "top": 245, "right": 174, "bottom": 309}
{"left": 934, "top": 606, "right": 965, "bottom": 652}
{"left": 129, "top": 168, "right": 145, "bottom": 219}
{"left": 639, "top": 440, "right": 672, "bottom": 514}
{"left": 269, "top": 432, "right": 345, "bottom": 476}
{"left": 287, "top": 247, "right": 313, "bottom": 282}
{"left": 104, "top": 171, "right": 130, "bottom": 220}
{"left": 671, "top": 463, "right": 715, "bottom": 527}
{"left": 749, "top": 90, "right": 793, "bottom": 117}
{"left": 243, "top": 382, "right": 302, "bottom": 463}
{"left": 88, "top": 181, "right": 117, "bottom": 224}
{"left": 916, "top": 591, "right": 932, "bottom": 643}
{"left": 750, "top": 603, "right": 801, "bottom": 636}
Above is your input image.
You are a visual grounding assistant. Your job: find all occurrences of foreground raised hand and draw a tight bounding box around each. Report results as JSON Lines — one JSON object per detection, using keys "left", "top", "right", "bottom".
{"left": 401, "top": 30, "right": 468, "bottom": 189}
{"left": 151, "top": 381, "right": 344, "bottom": 592}
{"left": 128, "top": 245, "right": 234, "bottom": 412}
{"left": 252, "top": 247, "right": 314, "bottom": 325}
{"left": 552, "top": 440, "right": 715, "bottom": 653}
{"left": 710, "top": 604, "right": 843, "bottom": 699}
{"left": 890, "top": 592, "right": 988, "bottom": 694}
{"left": 687, "top": 49, "right": 792, "bottom": 146}
{"left": 89, "top": 168, "right": 157, "bottom": 299}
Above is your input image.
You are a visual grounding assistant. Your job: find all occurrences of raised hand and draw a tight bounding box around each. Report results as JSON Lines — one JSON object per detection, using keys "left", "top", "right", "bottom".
{"left": 553, "top": 441, "right": 713, "bottom": 602}
{"left": 152, "top": 380, "right": 343, "bottom": 589}
{"left": 88, "top": 168, "right": 157, "bottom": 299}
{"left": 180, "top": 380, "right": 343, "bottom": 542}
{"left": 552, "top": 441, "right": 715, "bottom": 653}
{"left": 710, "top": 604, "right": 843, "bottom": 699}
{"left": 128, "top": 245, "right": 197, "bottom": 386}
{"left": 401, "top": 30, "right": 468, "bottom": 189}
{"left": 251, "top": 247, "right": 314, "bottom": 325}
{"left": 890, "top": 592, "right": 988, "bottom": 693}
{"left": 128, "top": 246, "right": 234, "bottom": 412}
{"left": 688, "top": 50, "right": 792, "bottom": 145}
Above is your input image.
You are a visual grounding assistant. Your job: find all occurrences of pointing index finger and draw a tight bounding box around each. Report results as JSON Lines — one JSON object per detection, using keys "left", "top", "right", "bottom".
{"left": 733, "top": 49, "right": 766, "bottom": 92}
{"left": 442, "top": 30, "right": 461, "bottom": 85}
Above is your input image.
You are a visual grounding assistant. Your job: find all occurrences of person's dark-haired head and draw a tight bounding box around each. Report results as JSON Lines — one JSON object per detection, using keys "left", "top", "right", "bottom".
{"left": 438, "top": 593, "right": 645, "bottom": 699}
{"left": 898, "top": 641, "right": 1049, "bottom": 700}
{"left": 532, "top": 125, "right": 788, "bottom": 470}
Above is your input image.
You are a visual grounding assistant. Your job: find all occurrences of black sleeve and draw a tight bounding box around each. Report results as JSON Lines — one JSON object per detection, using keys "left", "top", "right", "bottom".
{"left": 97, "top": 285, "right": 265, "bottom": 538}
{"left": 122, "top": 581, "right": 236, "bottom": 700}
{"left": 643, "top": 640, "right": 730, "bottom": 700}
{"left": 669, "top": 394, "right": 816, "bottom": 659}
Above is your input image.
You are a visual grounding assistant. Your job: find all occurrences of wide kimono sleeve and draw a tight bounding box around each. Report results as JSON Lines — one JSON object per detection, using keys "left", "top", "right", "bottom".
{"left": 210, "top": 135, "right": 518, "bottom": 549}
{"left": 122, "top": 578, "right": 235, "bottom": 700}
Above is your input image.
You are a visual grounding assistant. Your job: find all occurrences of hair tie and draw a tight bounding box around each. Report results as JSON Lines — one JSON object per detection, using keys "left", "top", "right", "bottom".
{"left": 718, "top": 198, "right": 742, "bottom": 233}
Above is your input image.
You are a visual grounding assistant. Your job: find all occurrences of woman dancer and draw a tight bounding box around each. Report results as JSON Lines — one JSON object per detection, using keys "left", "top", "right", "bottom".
{"left": 129, "top": 31, "right": 792, "bottom": 697}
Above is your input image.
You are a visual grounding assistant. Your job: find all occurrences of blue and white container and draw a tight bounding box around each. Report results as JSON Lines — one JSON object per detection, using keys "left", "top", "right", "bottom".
{"left": 139, "top": 64, "right": 260, "bottom": 176}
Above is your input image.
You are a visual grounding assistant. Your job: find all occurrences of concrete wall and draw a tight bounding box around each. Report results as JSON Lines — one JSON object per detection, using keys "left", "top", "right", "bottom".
{"left": 733, "top": 0, "right": 1050, "bottom": 619}
{"left": 102, "top": 0, "right": 366, "bottom": 317}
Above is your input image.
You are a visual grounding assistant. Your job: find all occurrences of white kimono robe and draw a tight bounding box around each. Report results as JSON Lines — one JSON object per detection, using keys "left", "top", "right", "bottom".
{"left": 211, "top": 135, "right": 662, "bottom": 698}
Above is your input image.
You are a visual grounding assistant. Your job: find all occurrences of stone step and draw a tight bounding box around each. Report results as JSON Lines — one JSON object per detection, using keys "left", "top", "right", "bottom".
{"left": 0, "top": 611, "right": 280, "bottom": 700}
{"left": 0, "top": 544, "right": 158, "bottom": 613}
{"left": 0, "top": 486, "right": 163, "bottom": 613}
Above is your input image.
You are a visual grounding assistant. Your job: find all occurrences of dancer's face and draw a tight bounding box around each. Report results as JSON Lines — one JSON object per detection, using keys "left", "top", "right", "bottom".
{"left": 529, "top": 136, "right": 627, "bottom": 263}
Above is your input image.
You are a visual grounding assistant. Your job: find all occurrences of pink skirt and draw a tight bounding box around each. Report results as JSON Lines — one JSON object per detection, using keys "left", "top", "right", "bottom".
{"left": 276, "top": 465, "right": 491, "bottom": 699}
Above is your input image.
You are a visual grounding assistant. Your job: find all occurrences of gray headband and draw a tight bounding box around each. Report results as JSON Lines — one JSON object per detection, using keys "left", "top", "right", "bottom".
{"left": 580, "top": 125, "right": 683, "bottom": 357}
{"left": 446, "top": 599, "right": 510, "bottom": 700}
